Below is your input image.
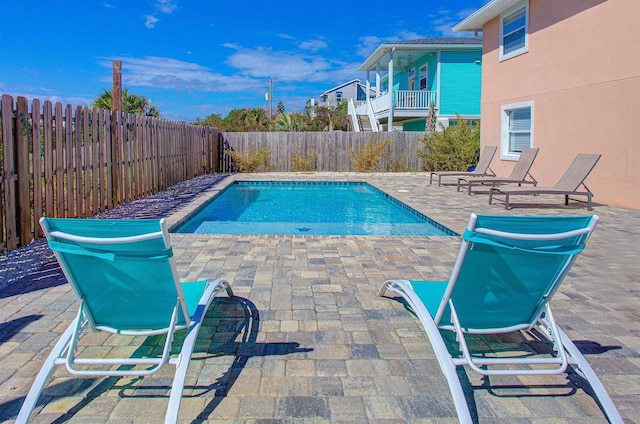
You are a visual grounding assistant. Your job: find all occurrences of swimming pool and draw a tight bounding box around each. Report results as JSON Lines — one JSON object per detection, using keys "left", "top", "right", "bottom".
{"left": 173, "top": 181, "right": 457, "bottom": 236}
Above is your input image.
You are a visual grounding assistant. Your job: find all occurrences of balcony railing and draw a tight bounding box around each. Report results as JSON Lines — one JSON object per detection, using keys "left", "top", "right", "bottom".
{"left": 395, "top": 90, "right": 437, "bottom": 109}
{"left": 355, "top": 90, "right": 437, "bottom": 116}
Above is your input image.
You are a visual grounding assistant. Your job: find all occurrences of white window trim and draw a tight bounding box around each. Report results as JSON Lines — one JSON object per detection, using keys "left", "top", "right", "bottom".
{"left": 499, "top": 1, "right": 529, "bottom": 62}
{"left": 419, "top": 64, "right": 428, "bottom": 90}
{"left": 500, "top": 100, "right": 534, "bottom": 161}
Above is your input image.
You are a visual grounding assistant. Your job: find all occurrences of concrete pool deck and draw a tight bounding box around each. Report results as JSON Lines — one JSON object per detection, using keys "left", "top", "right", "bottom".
{"left": 0, "top": 172, "right": 638, "bottom": 423}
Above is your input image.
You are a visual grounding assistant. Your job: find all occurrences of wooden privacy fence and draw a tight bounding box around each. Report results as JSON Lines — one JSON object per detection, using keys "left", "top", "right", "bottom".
{"left": 221, "top": 131, "right": 427, "bottom": 172}
{"left": 0, "top": 94, "right": 221, "bottom": 253}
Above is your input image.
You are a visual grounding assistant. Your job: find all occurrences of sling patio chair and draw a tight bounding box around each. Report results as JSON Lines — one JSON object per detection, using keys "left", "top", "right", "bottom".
{"left": 429, "top": 146, "right": 497, "bottom": 186}
{"left": 378, "top": 214, "right": 622, "bottom": 423}
{"left": 17, "top": 217, "right": 234, "bottom": 424}
{"left": 489, "top": 153, "right": 601, "bottom": 211}
{"left": 457, "top": 147, "right": 539, "bottom": 195}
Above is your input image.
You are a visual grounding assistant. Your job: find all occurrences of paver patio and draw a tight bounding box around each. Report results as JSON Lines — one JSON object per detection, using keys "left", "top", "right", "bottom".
{"left": 1, "top": 172, "right": 638, "bottom": 423}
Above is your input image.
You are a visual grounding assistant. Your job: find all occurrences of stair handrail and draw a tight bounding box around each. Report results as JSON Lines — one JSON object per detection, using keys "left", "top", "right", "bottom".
{"left": 366, "top": 99, "right": 380, "bottom": 132}
{"left": 347, "top": 99, "right": 360, "bottom": 132}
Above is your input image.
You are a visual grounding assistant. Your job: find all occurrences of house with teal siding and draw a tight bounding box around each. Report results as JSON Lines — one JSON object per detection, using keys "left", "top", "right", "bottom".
{"left": 353, "top": 38, "right": 482, "bottom": 131}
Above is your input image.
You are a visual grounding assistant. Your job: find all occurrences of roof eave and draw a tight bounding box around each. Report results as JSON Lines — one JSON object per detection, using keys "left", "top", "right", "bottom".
{"left": 453, "top": 0, "right": 524, "bottom": 33}
{"left": 358, "top": 42, "right": 482, "bottom": 72}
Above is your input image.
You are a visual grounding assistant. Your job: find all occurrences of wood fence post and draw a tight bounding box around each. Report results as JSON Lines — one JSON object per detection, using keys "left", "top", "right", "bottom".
{"left": 31, "top": 99, "right": 43, "bottom": 239}
{"left": 16, "top": 96, "right": 31, "bottom": 246}
{"left": 1, "top": 95, "right": 17, "bottom": 251}
{"left": 110, "top": 109, "right": 119, "bottom": 207}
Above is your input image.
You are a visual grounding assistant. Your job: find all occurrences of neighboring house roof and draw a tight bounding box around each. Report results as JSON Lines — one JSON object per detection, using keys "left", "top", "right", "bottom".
{"left": 359, "top": 37, "right": 482, "bottom": 71}
{"left": 320, "top": 79, "right": 360, "bottom": 97}
{"left": 453, "top": 0, "right": 524, "bottom": 33}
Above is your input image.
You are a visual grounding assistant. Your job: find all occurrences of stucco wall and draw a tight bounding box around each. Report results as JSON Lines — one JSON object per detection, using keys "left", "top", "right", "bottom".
{"left": 480, "top": 0, "right": 640, "bottom": 209}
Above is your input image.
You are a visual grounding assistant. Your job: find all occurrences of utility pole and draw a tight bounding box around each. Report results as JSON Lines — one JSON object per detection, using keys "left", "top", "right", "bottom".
{"left": 112, "top": 60, "right": 122, "bottom": 112}
{"left": 111, "top": 60, "right": 122, "bottom": 206}
{"left": 266, "top": 77, "right": 273, "bottom": 120}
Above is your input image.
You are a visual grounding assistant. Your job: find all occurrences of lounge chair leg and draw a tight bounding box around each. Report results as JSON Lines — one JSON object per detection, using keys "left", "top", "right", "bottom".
{"left": 17, "top": 322, "right": 76, "bottom": 424}
{"left": 559, "top": 329, "right": 624, "bottom": 423}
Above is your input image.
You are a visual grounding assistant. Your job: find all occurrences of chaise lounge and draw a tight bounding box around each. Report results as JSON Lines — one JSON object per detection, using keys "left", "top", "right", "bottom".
{"left": 378, "top": 213, "right": 622, "bottom": 423}
{"left": 489, "top": 153, "right": 601, "bottom": 210}
{"left": 430, "top": 146, "right": 497, "bottom": 186}
{"left": 17, "top": 217, "right": 234, "bottom": 424}
{"left": 458, "top": 147, "right": 538, "bottom": 194}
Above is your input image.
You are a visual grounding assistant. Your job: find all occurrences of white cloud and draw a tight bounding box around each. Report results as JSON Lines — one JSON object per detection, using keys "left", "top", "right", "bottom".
{"left": 144, "top": 15, "right": 160, "bottom": 29}
{"left": 223, "top": 44, "right": 357, "bottom": 84}
{"left": 142, "top": 0, "right": 177, "bottom": 29}
{"left": 428, "top": 7, "right": 479, "bottom": 37}
{"left": 155, "top": 0, "right": 178, "bottom": 14}
{"left": 356, "top": 30, "right": 427, "bottom": 58}
{"left": 98, "top": 56, "right": 262, "bottom": 93}
{"left": 299, "top": 39, "right": 327, "bottom": 52}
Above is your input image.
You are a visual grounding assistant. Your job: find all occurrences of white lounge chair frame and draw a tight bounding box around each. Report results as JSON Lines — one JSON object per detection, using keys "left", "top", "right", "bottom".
{"left": 17, "top": 218, "right": 233, "bottom": 424}
{"left": 378, "top": 214, "right": 622, "bottom": 423}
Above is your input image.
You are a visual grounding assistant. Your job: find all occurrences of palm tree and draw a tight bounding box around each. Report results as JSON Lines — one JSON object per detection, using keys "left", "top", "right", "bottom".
{"left": 275, "top": 113, "right": 306, "bottom": 131}
{"left": 92, "top": 89, "right": 160, "bottom": 117}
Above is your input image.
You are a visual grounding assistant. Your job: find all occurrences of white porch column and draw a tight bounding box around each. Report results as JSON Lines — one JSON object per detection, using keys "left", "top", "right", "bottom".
{"left": 388, "top": 48, "right": 394, "bottom": 131}
{"left": 436, "top": 51, "right": 442, "bottom": 111}
{"left": 366, "top": 71, "right": 371, "bottom": 99}
{"left": 375, "top": 63, "right": 381, "bottom": 97}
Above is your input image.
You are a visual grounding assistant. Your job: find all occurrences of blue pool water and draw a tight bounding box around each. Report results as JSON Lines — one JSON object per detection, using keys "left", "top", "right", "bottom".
{"left": 173, "top": 181, "right": 456, "bottom": 236}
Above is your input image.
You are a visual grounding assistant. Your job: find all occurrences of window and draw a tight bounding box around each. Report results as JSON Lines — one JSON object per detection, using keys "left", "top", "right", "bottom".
{"left": 500, "top": 2, "right": 528, "bottom": 61}
{"left": 335, "top": 91, "right": 343, "bottom": 103}
{"left": 501, "top": 101, "right": 533, "bottom": 160}
{"left": 419, "top": 65, "right": 428, "bottom": 90}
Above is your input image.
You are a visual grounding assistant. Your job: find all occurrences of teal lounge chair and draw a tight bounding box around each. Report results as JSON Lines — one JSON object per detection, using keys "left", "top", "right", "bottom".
{"left": 378, "top": 214, "right": 622, "bottom": 423}
{"left": 430, "top": 146, "right": 497, "bottom": 186}
{"left": 17, "top": 218, "right": 233, "bottom": 424}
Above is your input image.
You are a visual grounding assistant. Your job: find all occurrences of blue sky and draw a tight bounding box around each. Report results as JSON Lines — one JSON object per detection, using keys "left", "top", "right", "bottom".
{"left": 0, "top": 0, "right": 485, "bottom": 122}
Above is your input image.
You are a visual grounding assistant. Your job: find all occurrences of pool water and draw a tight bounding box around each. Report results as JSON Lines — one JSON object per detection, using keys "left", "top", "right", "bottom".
{"left": 173, "top": 181, "right": 456, "bottom": 236}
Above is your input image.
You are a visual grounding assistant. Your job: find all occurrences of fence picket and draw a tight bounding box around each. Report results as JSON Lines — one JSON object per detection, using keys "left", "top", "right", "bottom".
{"left": 43, "top": 101, "right": 54, "bottom": 219}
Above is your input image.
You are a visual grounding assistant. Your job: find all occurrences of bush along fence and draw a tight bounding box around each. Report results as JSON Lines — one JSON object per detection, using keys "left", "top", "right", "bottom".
{"left": 220, "top": 131, "right": 426, "bottom": 172}
{"left": 0, "top": 94, "right": 222, "bottom": 253}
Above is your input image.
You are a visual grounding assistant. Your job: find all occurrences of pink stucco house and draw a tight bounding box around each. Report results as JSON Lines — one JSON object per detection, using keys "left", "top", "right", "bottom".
{"left": 454, "top": 0, "right": 640, "bottom": 210}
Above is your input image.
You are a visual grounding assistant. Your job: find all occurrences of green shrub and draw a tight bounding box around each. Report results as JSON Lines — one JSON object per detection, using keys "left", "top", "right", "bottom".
{"left": 349, "top": 138, "right": 392, "bottom": 172}
{"left": 225, "top": 147, "right": 275, "bottom": 172}
{"left": 291, "top": 149, "right": 317, "bottom": 172}
{"left": 417, "top": 116, "right": 480, "bottom": 172}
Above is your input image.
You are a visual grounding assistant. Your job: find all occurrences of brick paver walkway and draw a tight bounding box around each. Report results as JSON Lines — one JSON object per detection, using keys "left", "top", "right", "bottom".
{"left": 1, "top": 172, "right": 638, "bottom": 423}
